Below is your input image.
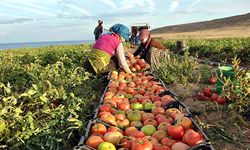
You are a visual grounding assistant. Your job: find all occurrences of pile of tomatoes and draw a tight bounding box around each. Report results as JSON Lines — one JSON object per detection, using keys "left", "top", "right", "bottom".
{"left": 83, "top": 55, "right": 209, "bottom": 150}
{"left": 194, "top": 76, "right": 227, "bottom": 105}
{"left": 194, "top": 86, "right": 227, "bottom": 105}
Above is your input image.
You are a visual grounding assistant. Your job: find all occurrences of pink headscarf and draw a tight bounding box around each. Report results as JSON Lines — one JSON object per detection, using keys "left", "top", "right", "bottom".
{"left": 139, "top": 29, "right": 150, "bottom": 39}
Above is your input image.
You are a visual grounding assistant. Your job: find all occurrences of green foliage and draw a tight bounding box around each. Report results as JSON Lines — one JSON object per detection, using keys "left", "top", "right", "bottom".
{"left": 161, "top": 37, "right": 250, "bottom": 63}
{"left": 220, "top": 58, "right": 250, "bottom": 114}
{"left": 152, "top": 51, "right": 199, "bottom": 85}
{"left": 0, "top": 44, "right": 104, "bottom": 150}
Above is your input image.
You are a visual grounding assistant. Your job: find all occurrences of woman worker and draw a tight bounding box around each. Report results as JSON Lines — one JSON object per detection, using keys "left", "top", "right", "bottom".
{"left": 84, "top": 24, "right": 132, "bottom": 75}
{"left": 133, "top": 29, "right": 167, "bottom": 66}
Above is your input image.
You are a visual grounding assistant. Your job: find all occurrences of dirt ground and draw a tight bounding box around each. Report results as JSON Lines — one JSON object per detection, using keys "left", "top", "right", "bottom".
{"left": 167, "top": 83, "right": 250, "bottom": 150}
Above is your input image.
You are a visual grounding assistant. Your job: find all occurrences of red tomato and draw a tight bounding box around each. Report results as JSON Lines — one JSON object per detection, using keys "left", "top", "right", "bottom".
{"left": 157, "top": 122, "right": 171, "bottom": 131}
{"left": 130, "top": 121, "right": 143, "bottom": 128}
{"left": 211, "top": 93, "right": 219, "bottom": 101}
{"left": 119, "top": 136, "right": 136, "bottom": 149}
{"left": 176, "top": 117, "right": 192, "bottom": 130}
{"left": 99, "top": 104, "right": 112, "bottom": 113}
{"left": 100, "top": 113, "right": 116, "bottom": 125}
{"left": 117, "top": 86, "right": 126, "bottom": 91}
{"left": 154, "top": 101, "right": 162, "bottom": 107}
{"left": 131, "top": 138, "right": 153, "bottom": 150}
{"left": 143, "top": 136, "right": 159, "bottom": 146}
{"left": 142, "top": 113, "right": 155, "bottom": 122}
{"left": 129, "top": 82, "right": 136, "bottom": 88}
{"left": 108, "top": 82, "right": 118, "bottom": 88}
{"left": 116, "top": 119, "right": 130, "bottom": 128}
{"left": 118, "top": 82, "right": 127, "bottom": 87}
{"left": 152, "top": 107, "right": 165, "bottom": 115}
{"left": 209, "top": 76, "right": 217, "bottom": 85}
{"left": 161, "top": 137, "right": 176, "bottom": 147}
{"left": 107, "top": 126, "right": 124, "bottom": 135}
{"left": 135, "top": 64, "right": 142, "bottom": 71}
{"left": 146, "top": 75, "right": 154, "bottom": 80}
{"left": 171, "top": 142, "right": 190, "bottom": 150}
{"left": 182, "top": 130, "right": 203, "bottom": 146}
{"left": 86, "top": 135, "right": 104, "bottom": 149}
{"left": 131, "top": 130, "right": 145, "bottom": 138}
{"left": 91, "top": 123, "right": 107, "bottom": 135}
{"left": 114, "top": 114, "right": 126, "bottom": 121}
{"left": 152, "top": 130, "right": 168, "bottom": 142}
{"left": 124, "top": 126, "right": 138, "bottom": 136}
{"left": 117, "top": 102, "right": 130, "bottom": 110}
{"left": 151, "top": 96, "right": 161, "bottom": 102}
{"left": 103, "top": 131, "right": 123, "bottom": 146}
{"left": 215, "top": 96, "right": 227, "bottom": 104}
{"left": 156, "top": 115, "right": 173, "bottom": 124}
{"left": 167, "top": 125, "right": 184, "bottom": 139}
{"left": 195, "top": 92, "right": 210, "bottom": 101}
{"left": 165, "top": 108, "right": 182, "bottom": 120}
{"left": 203, "top": 87, "right": 212, "bottom": 97}
{"left": 161, "top": 95, "right": 174, "bottom": 104}
{"left": 143, "top": 119, "right": 158, "bottom": 126}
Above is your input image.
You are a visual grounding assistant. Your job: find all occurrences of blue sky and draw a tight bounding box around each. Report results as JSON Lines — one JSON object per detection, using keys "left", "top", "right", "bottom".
{"left": 0, "top": 0, "right": 250, "bottom": 43}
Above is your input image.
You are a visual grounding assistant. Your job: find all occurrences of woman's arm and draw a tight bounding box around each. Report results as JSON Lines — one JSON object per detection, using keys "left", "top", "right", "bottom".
{"left": 116, "top": 43, "right": 132, "bottom": 73}
{"left": 133, "top": 44, "right": 143, "bottom": 56}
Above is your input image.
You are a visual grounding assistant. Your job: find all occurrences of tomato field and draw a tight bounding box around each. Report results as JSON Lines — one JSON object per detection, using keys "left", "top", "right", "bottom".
{"left": 161, "top": 37, "right": 250, "bottom": 64}
{"left": 0, "top": 44, "right": 106, "bottom": 149}
{"left": 0, "top": 39, "right": 249, "bottom": 150}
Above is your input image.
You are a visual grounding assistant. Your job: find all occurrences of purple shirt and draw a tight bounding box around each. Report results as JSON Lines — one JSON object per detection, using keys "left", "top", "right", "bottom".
{"left": 93, "top": 34, "right": 121, "bottom": 56}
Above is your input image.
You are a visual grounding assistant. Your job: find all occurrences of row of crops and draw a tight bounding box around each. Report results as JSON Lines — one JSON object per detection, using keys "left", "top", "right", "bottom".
{"left": 0, "top": 44, "right": 106, "bottom": 149}
{"left": 160, "top": 37, "right": 250, "bottom": 64}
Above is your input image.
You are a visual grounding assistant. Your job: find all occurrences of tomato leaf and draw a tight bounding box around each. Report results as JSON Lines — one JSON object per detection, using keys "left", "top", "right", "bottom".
{"left": 39, "top": 95, "right": 48, "bottom": 102}
{"left": 20, "top": 93, "right": 30, "bottom": 97}
{"left": 32, "top": 84, "right": 38, "bottom": 90}
{"left": 15, "top": 108, "right": 23, "bottom": 114}
{"left": 0, "top": 119, "right": 6, "bottom": 133}
{"left": 27, "top": 90, "right": 37, "bottom": 96}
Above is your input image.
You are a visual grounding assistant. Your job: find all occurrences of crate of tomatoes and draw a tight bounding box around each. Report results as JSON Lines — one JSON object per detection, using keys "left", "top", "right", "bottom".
{"left": 75, "top": 114, "right": 214, "bottom": 150}
{"left": 75, "top": 54, "right": 214, "bottom": 150}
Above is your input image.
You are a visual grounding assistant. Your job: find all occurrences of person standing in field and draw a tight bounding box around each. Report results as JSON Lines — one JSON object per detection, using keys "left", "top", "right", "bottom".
{"left": 94, "top": 20, "right": 104, "bottom": 41}
{"left": 84, "top": 23, "right": 132, "bottom": 75}
{"left": 133, "top": 29, "right": 168, "bottom": 66}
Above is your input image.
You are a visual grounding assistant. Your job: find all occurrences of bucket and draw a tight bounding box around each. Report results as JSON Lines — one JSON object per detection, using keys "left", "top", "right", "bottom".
{"left": 216, "top": 66, "right": 235, "bottom": 94}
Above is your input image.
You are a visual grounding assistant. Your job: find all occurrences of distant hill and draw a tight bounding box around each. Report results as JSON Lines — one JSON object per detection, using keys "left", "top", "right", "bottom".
{"left": 151, "top": 13, "right": 250, "bottom": 39}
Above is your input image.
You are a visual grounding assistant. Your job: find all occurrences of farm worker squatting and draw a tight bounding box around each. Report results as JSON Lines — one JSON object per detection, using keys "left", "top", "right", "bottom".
{"left": 84, "top": 24, "right": 132, "bottom": 75}
{"left": 133, "top": 29, "right": 168, "bottom": 67}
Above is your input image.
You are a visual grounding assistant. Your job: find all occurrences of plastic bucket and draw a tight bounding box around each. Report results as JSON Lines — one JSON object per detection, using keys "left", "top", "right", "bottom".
{"left": 216, "top": 66, "right": 235, "bottom": 94}
{"left": 217, "top": 66, "right": 234, "bottom": 79}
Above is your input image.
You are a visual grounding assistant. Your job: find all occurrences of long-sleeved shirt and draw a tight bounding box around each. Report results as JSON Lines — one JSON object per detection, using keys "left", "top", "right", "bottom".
{"left": 133, "top": 37, "right": 166, "bottom": 59}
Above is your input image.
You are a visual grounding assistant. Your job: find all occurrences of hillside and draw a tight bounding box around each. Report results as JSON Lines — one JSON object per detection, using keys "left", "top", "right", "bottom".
{"left": 151, "top": 13, "right": 250, "bottom": 39}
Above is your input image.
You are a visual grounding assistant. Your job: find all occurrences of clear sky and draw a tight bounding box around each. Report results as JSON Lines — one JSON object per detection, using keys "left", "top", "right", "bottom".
{"left": 0, "top": 0, "right": 250, "bottom": 43}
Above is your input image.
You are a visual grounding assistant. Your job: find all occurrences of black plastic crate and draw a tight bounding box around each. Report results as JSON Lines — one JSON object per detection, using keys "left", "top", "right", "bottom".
{"left": 74, "top": 145, "right": 93, "bottom": 150}
{"left": 93, "top": 105, "right": 100, "bottom": 119}
{"left": 188, "top": 143, "right": 214, "bottom": 150}
{"left": 99, "top": 79, "right": 112, "bottom": 104}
